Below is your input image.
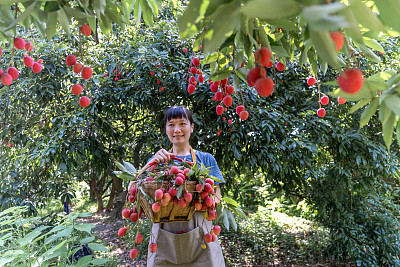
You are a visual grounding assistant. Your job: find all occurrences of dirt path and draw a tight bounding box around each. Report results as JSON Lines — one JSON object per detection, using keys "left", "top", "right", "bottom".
{"left": 78, "top": 210, "right": 147, "bottom": 267}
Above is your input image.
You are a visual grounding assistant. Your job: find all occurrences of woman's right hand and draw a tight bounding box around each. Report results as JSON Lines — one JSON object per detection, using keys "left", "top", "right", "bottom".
{"left": 152, "top": 149, "right": 175, "bottom": 164}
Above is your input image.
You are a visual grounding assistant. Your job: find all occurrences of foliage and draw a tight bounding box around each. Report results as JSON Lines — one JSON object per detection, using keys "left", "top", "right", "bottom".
{"left": 0, "top": 206, "right": 110, "bottom": 266}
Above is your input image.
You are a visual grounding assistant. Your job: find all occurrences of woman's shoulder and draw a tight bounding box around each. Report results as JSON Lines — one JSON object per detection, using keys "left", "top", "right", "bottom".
{"left": 194, "top": 150, "right": 215, "bottom": 161}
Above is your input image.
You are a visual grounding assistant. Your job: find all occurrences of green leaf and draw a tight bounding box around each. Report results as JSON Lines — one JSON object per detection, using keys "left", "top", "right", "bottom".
{"left": 91, "top": 258, "right": 112, "bottom": 265}
{"left": 178, "top": 0, "right": 210, "bottom": 39}
{"left": 271, "top": 45, "right": 290, "bottom": 57}
{"left": 210, "top": 69, "right": 232, "bottom": 82}
{"left": 242, "top": 0, "right": 300, "bottom": 19}
{"left": 396, "top": 120, "right": 400, "bottom": 147}
{"left": 384, "top": 95, "right": 400, "bottom": 117}
{"left": 80, "top": 236, "right": 95, "bottom": 244}
{"left": 382, "top": 112, "right": 396, "bottom": 149}
{"left": 359, "top": 98, "right": 379, "bottom": 128}
{"left": 123, "top": 160, "right": 137, "bottom": 174}
{"left": 227, "top": 210, "right": 237, "bottom": 231}
{"left": 309, "top": 29, "right": 341, "bottom": 69}
{"left": 203, "top": 1, "right": 240, "bottom": 54}
{"left": 302, "top": 3, "right": 348, "bottom": 31}
{"left": 363, "top": 37, "right": 384, "bottom": 53}
{"left": 17, "top": 228, "right": 44, "bottom": 247}
{"left": 340, "top": 6, "right": 363, "bottom": 44}
{"left": 58, "top": 8, "right": 71, "bottom": 35}
{"left": 176, "top": 185, "right": 184, "bottom": 199}
{"left": 222, "top": 197, "right": 239, "bottom": 207}
{"left": 350, "top": 0, "right": 386, "bottom": 33}
{"left": 375, "top": 0, "right": 400, "bottom": 33}
{"left": 349, "top": 98, "right": 371, "bottom": 114}
{"left": 46, "top": 11, "right": 58, "bottom": 40}
{"left": 140, "top": 0, "right": 153, "bottom": 26}
{"left": 74, "top": 223, "right": 95, "bottom": 234}
{"left": 356, "top": 43, "right": 381, "bottom": 63}
{"left": 88, "top": 243, "right": 108, "bottom": 252}
{"left": 115, "top": 160, "right": 129, "bottom": 173}
{"left": 222, "top": 208, "right": 229, "bottom": 231}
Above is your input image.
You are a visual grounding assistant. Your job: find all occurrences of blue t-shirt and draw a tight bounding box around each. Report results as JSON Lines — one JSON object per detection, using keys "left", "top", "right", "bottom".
{"left": 147, "top": 150, "right": 225, "bottom": 185}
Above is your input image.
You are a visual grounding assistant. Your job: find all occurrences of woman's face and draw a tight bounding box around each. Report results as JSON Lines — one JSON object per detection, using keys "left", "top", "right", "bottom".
{"left": 165, "top": 117, "right": 193, "bottom": 146}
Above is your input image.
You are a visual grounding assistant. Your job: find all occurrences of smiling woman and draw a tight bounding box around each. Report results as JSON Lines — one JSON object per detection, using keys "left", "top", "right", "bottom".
{"left": 141, "top": 105, "right": 226, "bottom": 267}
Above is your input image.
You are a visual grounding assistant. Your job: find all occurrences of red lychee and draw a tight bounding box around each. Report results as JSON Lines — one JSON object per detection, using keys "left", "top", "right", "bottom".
{"left": 213, "top": 225, "right": 221, "bottom": 235}
{"left": 205, "top": 233, "right": 212, "bottom": 243}
{"left": 307, "top": 77, "right": 316, "bottom": 86}
{"left": 149, "top": 243, "right": 157, "bottom": 253}
{"left": 216, "top": 105, "right": 224, "bottom": 115}
{"left": 24, "top": 42, "right": 33, "bottom": 52}
{"left": 338, "top": 96, "right": 347, "bottom": 104}
{"left": 79, "top": 96, "right": 91, "bottom": 108}
{"left": 337, "top": 69, "right": 364, "bottom": 94}
{"left": 320, "top": 95, "right": 329, "bottom": 105}
{"left": 276, "top": 62, "right": 285, "bottom": 71}
{"left": 7, "top": 67, "right": 19, "bottom": 80}
{"left": 118, "top": 227, "right": 127, "bottom": 237}
{"left": 129, "top": 248, "right": 138, "bottom": 259}
{"left": 122, "top": 209, "right": 131, "bottom": 219}
{"left": 168, "top": 187, "right": 177, "bottom": 197}
{"left": 228, "top": 119, "right": 232, "bottom": 124}
{"left": 160, "top": 87, "right": 165, "bottom": 91}
{"left": 130, "top": 212, "right": 139, "bottom": 222}
{"left": 255, "top": 77, "right": 274, "bottom": 97}
{"left": 192, "top": 57, "right": 200, "bottom": 67}
{"left": 247, "top": 67, "right": 266, "bottom": 87}
{"left": 330, "top": 32, "right": 344, "bottom": 52}
{"left": 14, "top": 38, "right": 25, "bottom": 50}
{"left": 226, "top": 85, "right": 234, "bottom": 95}
{"left": 205, "top": 178, "right": 214, "bottom": 186}
{"left": 198, "top": 75, "right": 205, "bottom": 83}
{"left": 254, "top": 47, "right": 272, "bottom": 67}
{"left": 236, "top": 105, "right": 245, "bottom": 115}
{"left": 71, "top": 84, "right": 83, "bottom": 95}
{"left": 135, "top": 234, "right": 143, "bottom": 244}
{"left": 175, "top": 177, "right": 184, "bottom": 185}
{"left": 240, "top": 110, "right": 249, "bottom": 120}
{"left": 184, "top": 193, "right": 193, "bottom": 202}
{"left": 80, "top": 24, "right": 92, "bottom": 36}
{"left": 222, "top": 95, "right": 233, "bottom": 107}
{"left": 1, "top": 73, "right": 12, "bottom": 86}
{"left": 210, "top": 83, "right": 219, "bottom": 92}
{"left": 23, "top": 56, "right": 34, "bottom": 67}
{"left": 183, "top": 48, "right": 187, "bottom": 53}
{"left": 196, "top": 184, "right": 203, "bottom": 192}
{"left": 171, "top": 166, "right": 179, "bottom": 174}
{"left": 66, "top": 55, "right": 77, "bottom": 66}
{"left": 73, "top": 62, "right": 83, "bottom": 74}
{"left": 317, "top": 108, "right": 326, "bottom": 117}
{"left": 190, "top": 67, "right": 197, "bottom": 74}
{"left": 32, "top": 62, "right": 43, "bottom": 73}
{"left": 155, "top": 189, "right": 164, "bottom": 200}
{"left": 215, "top": 92, "right": 223, "bottom": 101}
{"left": 266, "top": 61, "right": 273, "bottom": 68}
{"left": 150, "top": 71, "right": 155, "bottom": 76}
{"left": 81, "top": 67, "right": 93, "bottom": 80}
{"left": 188, "top": 84, "right": 195, "bottom": 94}
{"left": 152, "top": 203, "right": 161, "bottom": 213}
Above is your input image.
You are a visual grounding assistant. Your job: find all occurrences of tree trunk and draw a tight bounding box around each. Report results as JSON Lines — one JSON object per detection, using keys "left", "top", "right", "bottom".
{"left": 106, "top": 169, "right": 123, "bottom": 213}
{"left": 89, "top": 178, "right": 96, "bottom": 201}
{"left": 93, "top": 171, "right": 106, "bottom": 212}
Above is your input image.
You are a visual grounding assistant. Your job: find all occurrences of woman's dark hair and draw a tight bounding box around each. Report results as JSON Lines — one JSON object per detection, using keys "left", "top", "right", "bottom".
{"left": 164, "top": 106, "right": 194, "bottom": 126}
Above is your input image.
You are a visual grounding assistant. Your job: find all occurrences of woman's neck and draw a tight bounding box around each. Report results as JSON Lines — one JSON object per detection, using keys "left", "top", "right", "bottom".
{"left": 172, "top": 144, "right": 191, "bottom": 156}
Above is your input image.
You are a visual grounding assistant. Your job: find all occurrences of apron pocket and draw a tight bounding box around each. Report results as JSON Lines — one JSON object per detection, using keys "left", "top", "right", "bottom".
{"left": 155, "top": 226, "right": 208, "bottom": 265}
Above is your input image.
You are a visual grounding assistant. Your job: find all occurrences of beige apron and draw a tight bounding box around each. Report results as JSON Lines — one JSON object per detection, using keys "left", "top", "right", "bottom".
{"left": 147, "top": 212, "right": 226, "bottom": 267}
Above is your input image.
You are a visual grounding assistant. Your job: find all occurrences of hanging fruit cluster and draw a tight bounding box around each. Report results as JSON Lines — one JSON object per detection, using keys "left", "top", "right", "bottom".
{"left": 1, "top": 37, "right": 43, "bottom": 86}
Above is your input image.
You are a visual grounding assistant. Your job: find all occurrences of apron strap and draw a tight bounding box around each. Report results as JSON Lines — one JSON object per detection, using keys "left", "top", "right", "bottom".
{"left": 170, "top": 146, "right": 197, "bottom": 164}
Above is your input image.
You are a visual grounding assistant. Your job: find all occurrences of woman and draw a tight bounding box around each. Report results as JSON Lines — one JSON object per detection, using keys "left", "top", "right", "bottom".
{"left": 136, "top": 106, "right": 226, "bottom": 267}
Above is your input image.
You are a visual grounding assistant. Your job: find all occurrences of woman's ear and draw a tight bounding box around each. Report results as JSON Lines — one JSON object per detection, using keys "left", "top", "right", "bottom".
{"left": 191, "top": 123, "right": 194, "bottom": 133}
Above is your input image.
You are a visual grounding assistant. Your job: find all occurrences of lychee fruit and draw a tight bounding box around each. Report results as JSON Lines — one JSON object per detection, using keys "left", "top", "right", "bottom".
{"left": 71, "top": 84, "right": 83, "bottom": 95}
{"left": 118, "top": 227, "right": 127, "bottom": 237}
{"left": 7, "top": 67, "right": 19, "bottom": 80}
{"left": 23, "top": 56, "right": 34, "bottom": 67}
{"left": 196, "top": 184, "right": 203, "bottom": 192}
{"left": 247, "top": 67, "right": 266, "bottom": 86}
{"left": 149, "top": 243, "right": 157, "bottom": 253}
{"left": 24, "top": 42, "right": 33, "bottom": 52}
{"left": 150, "top": 71, "right": 155, "bottom": 76}
{"left": 14, "top": 38, "right": 25, "bottom": 50}
{"left": 184, "top": 193, "right": 192, "bottom": 202}
{"left": 178, "top": 198, "right": 186, "bottom": 208}
{"left": 152, "top": 203, "right": 161, "bottom": 213}
{"left": 213, "top": 225, "right": 221, "bottom": 235}
{"left": 307, "top": 77, "right": 316, "bottom": 86}
{"left": 1, "top": 73, "right": 12, "bottom": 86}
{"left": 32, "top": 62, "right": 43, "bottom": 73}
{"left": 205, "top": 178, "right": 214, "bottom": 186}
{"left": 215, "top": 92, "right": 223, "bottom": 101}
{"left": 135, "top": 234, "right": 143, "bottom": 244}
{"left": 122, "top": 208, "right": 131, "bottom": 219}
{"left": 79, "top": 96, "right": 91, "bottom": 108}
{"left": 236, "top": 105, "right": 245, "bottom": 115}
{"left": 337, "top": 68, "right": 364, "bottom": 94}
{"left": 276, "top": 62, "right": 285, "bottom": 71}
{"left": 239, "top": 110, "right": 249, "bottom": 120}
{"left": 222, "top": 95, "right": 233, "bottom": 107}
{"left": 171, "top": 166, "right": 179, "bottom": 174}
{"left": 226, "top": 85, "right": 234, "bottom": 94}
{"left": 320, "top": 95, "right": 329, "bottom": 105}
{"left": 190, "top": 67, "right": 197, "bottom": 74}
{"left": 317, "top": 108, "right": 326, "bottom": 117}
{"left": 81, "top": 67, "right": 93, "bottom": 80}
{"left": 168, "top": 187, "right": 177, "bottom": 197}
{"left": 175, "top": 177, "right": 184, "bottom": 185}
{"left": 338, "top": 96, "right": 347, "bottom": 104}
{"left": 130, "top": 212, "right": 139, "bottom": 222}
{"left": 183, "top": 48, "right": 187, "bottom": 53}
{"left": 330, "top": 32, "right": 344, "bottom": 52}
{"left": 210, "top": 82, "right": 219, "bottom": 92}
{"left": 80, "top": 24, "right": 92, "bottom": 36}
{"left": 254, "top": 47, "right": 272, "bottom": 67}
{"left": 216, "top": 105, "right": 224, "bottom": 115}
{"left": 66, "top": 55, "right": 77, "bottom": 66}
{"left": 129, "top": 248, "right": 138, "bottom": 259}
{"left": 255, "top": 77, "right": 274, "bottom": 97}
{"left": 188, "top": 84, "right": 195, "bottom": 94}
{"left": 198, "top": 75, "right": 205, "bottom": 83}
{"left": 205, "top": 233, "right": 212, "bottom": 243}
{"left": 155, "top": 189, "right": 164, "bottom": 200}
{"left": 192, "top": 57, "right": 200, "bottom": 67}
{"left": 73, "top": 62, "right": 83, "bottom": 74}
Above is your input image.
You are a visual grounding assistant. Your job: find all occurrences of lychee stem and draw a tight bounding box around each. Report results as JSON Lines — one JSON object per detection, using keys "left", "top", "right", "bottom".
{"left": 316, "top": 72, "right": 321, "bottom": 109}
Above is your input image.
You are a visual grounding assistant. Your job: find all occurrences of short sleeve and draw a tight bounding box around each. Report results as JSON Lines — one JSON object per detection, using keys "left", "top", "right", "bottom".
{"left": 204, "top": 153, "right": 225, "bottom": 185}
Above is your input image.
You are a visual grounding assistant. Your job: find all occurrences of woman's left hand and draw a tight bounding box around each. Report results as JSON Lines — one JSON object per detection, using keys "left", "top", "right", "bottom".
{"left": 214, "top": 184, "right": 222, "bottom": 204}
